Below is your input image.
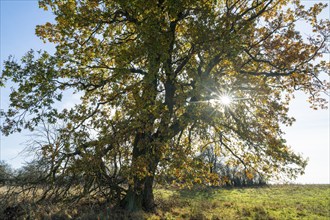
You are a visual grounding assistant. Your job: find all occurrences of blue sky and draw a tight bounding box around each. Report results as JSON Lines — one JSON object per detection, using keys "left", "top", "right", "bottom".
{"left": 0, "top": 1, "right": 329, "bottom": 184}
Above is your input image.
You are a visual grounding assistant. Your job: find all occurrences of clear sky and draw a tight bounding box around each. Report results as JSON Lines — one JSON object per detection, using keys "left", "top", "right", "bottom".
{"left": 0, "top": 1, "right": 329, "bottom": 184}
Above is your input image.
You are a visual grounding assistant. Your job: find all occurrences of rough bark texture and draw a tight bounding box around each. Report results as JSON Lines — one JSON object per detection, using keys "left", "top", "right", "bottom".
{"left": 142, "top": 175, "right": 156, "bottom": 211}
{"left": 120, "top": 166, "right": 157, "bottom": 212}
{"left": 120, "top": 131, "right": 159, "bottom": 212}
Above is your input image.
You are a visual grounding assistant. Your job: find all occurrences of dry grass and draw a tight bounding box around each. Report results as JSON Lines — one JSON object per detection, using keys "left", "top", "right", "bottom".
{"left": 0, "top": 186, "right": 8, "bottom": 193}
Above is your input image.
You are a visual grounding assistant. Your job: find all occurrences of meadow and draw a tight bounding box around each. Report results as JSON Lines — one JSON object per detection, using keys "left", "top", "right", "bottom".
{"left": 148, "top": 185, "right": 330, "bottom": 220}
{"left": 1, "top": 184, "right": 329, "bottom": 219}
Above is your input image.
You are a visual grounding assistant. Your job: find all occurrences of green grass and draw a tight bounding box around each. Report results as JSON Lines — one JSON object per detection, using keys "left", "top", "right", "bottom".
{"left": 147, "top": 185, "right": 330, "bottom": 220}
{"left": 1, "top": 185, "right": 329, "bottom": 219}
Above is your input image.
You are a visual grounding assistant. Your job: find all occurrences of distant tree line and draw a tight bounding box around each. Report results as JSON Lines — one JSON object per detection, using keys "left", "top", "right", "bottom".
{"left": 0, "top": 160, "right": 47, "bottom": 186}
{"left": 0, "top": 160, "right": 13, "bottom": 185}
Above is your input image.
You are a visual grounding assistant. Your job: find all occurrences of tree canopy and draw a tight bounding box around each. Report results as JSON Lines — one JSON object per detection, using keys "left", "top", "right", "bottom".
{"left": 1, "top": 0, "right": 329, "bottom": 211}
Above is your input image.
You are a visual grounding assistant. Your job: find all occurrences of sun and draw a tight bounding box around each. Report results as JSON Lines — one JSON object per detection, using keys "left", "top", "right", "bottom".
{"left": 219, "top": 95, "right": 232, "bottom": 106}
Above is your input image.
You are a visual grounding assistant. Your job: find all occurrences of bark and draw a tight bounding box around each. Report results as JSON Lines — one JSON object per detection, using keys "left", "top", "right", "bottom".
{"left": 120, "top": 132, "right": 159, "bottom": 212}
{"left": 120, "top": 187, "right": 143, "bottom": 212}
{"left": 120, "top": 163, "right": 158, "bottom": 212}
{"left": 142, "top": 175, "right": 155, "bottom": 211}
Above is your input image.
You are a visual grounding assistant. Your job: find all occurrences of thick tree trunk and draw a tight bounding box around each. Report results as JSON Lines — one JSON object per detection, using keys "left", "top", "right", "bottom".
{"left": 142, "top": 174, "right": 156, "bottom": 211}
{"left": 120, "top": 132, "right": 159, "bottom": 212}
{"left": 120, "top": 188, "right": 143, "bottom": 212}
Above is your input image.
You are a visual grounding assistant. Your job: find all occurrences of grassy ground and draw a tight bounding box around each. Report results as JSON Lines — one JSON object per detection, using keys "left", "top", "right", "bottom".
{"left": 147, "top": 185, "right": 330, "bottom": 220}
{"left": 1, "top": 185, "right": 329, "bottom": 219}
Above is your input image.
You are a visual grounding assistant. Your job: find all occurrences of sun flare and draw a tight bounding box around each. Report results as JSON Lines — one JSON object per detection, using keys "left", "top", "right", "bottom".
{"left": 219, "top": 95, "right": 232, "bottom": 106}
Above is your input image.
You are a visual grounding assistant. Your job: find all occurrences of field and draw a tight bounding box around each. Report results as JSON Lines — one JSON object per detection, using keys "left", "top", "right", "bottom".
{"left": 1, "top": 184, "right": 329, "bottom": 219}
{"left": 149, "top": 185, "right": 330, "bottom": 220}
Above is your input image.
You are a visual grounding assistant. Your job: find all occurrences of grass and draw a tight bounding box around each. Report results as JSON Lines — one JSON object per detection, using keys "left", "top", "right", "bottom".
{"left": 1, "top": 185, "right": 329, "bottom": 219}
{"left": 148, "top": 184, "right": 330, "bottom": 220}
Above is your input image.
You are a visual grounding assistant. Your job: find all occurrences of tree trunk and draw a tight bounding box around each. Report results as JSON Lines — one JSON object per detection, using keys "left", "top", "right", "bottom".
{"left": 142, "top": 172, "right": 156, "bottom": 211}
{"left": 120, "top": 132, "right": 159, "bottom": 212}
{"left": 120, "top": 166, "right": 157, "bottom": 212}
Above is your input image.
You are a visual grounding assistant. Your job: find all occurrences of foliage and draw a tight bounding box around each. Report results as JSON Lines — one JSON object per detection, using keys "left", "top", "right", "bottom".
{"left": 157, "top": 144, "right": 267, "bottom": 188}
{"left": 1, "top": 0, "right": 329, "bottom": 211}
{"left": 199, "top": 144, "right": 267, "bottom": 187}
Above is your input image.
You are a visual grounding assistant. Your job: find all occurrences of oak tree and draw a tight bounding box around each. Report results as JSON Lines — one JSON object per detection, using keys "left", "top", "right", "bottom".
{"left": 1, "top": 0, "right": 329, "bottom": 211}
